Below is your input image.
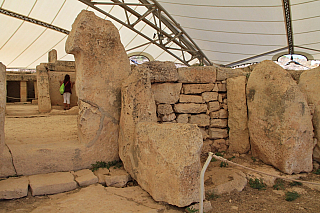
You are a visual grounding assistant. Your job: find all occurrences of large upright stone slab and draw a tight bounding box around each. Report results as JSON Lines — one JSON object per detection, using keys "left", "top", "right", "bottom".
{"left": 118, "top": 66, "right": 157, "bottom": 174}
{"left": 0, "top": 63, "right": 5, "bottom": 156}
{"left": 247, "top": 60, "right": 314, "bottom": 174}
{"left": 227, "top": 76, "right": 250, "bottom": 153}
{"left": 299, "top": 66, "right": 320, "bottom": 162}
{"left": 66, "top": 10, "right": 131, "bottom": 163}
{"left": 36, "top": 64, "right": 52, "bottom": 113}
{"left": 132, "top": 122, "right": 202, "bottom": 207}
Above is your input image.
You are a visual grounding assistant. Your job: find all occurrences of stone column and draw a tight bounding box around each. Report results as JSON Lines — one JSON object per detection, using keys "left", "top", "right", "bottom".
{"left": 0, "top": 63, "right": 5, "bottom": 156}
{"left": 66, "top": 10, "right": 131, "bottom": 160}
{"left": 20, "top": 81, "right": 27, "bottom": 102}
{"left": 48, "top": 49, "right": 57, "bottom": 63}
{"left": 36, "top": 64, "right": 51, "bottom": 113}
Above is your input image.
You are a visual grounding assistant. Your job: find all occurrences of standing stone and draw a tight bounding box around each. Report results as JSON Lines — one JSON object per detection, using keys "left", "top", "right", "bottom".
{"left": 151, "top": 83, "right": 182, "bottom": 104}
{"left": 299, "top": 66, "right": 320, "bottom": 162}
{"left": 65, "top": 10, "right": 131, "bottom": 165}
{"left": 247, "top": 60, "right": 314, "bottom": 174}
{"left": 36, "top": 64, "right": 52, "bottom": 113}
{"left": 227, "top": 76, "right": 250, "bottom": 153}
{"left": 118, "top": 67, "right": 157, "bottom": 175}
{"left": 178, "top": 66, "right": 216, "bottom": 83}
{"left": 133, "top": 122, "right": 202, "bottom": 207}
{"left": 0, "top": 63, "right": 5, "bottom": 156}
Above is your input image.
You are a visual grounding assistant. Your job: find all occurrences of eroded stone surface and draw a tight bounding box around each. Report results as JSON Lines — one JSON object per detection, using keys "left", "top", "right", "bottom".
{"left": 174, "top": 103, "right": 207, "bottom": 114}
{"left": 178, "top": 66, "right": 216, "bottom": 83}
{"left": 247, "top": 60, "right": 314, "bottom": 174}
{"left": 227, "top": 76, "right": 250, "bottom": 153}
{"left": 151, "top": 83, "right": 182, "bottom": 104}
{"left": 29, "top": 172, "right": 77, "bottom": 196}
{"left": 131, "top": 122, "right": 203, "bottom": 207}
{"left": 216, "top": 67, "right": 246, "bottom": 81}
{"left": 65, "top": 10, "right": 131, "bottom": 163}
{"left": 73, "top": 169, "right": 98, "bottom": 187}
{"left": 0, "top": 177, "right": 29, "bottom": 199}
{"left": 298, "top": 66, "right": 320, "bottom": 162}
{"left": 183, "top": 84, "right": 214, "bottom": 94}
{"left": 36, "top": 64, "right": 51, "bottom": 113}
{"left": 138, "top": 61, "right": 178, "bottom": 83}
{"left": 105, "top": 174, "right": 131, "bottom": 188}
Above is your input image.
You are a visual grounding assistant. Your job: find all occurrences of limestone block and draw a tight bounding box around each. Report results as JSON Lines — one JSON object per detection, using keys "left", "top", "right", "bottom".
{"left": 210, "top": 119, "right": 228, "bottom": 128}
{"left": 298, "top": 66, "right": 320, "bottom": 162}
{"left": 74, "top": 169, "right": 98, "bottom": 187}
{"left": 217, "top": 83, "right": 227, "bottom": 92}
{"left": 176, "top": 114, "right": 189, "bottom": 123}
{"left": 0, "top": 63, "right": 5, "bottom": 157}
{"left": 227, "top": 76, "right": 250, "bottom": 154}
{"left": 212, "top": 139, "right": 228, "bottom": 152}
{"left": 179, "top": 94, "right": 204, "bottom": 103}
{"left": 247, "top": 60, "right": 314, "bottom": 174}
{"left": 183, "top": 84, "right": 214, "bottom": 94}
{"left": 139, "top": 61, "right": 178, "bottom": 83}
{"left": 210, "top": 109, "right": 228, "bottom": 119}
{"left": 0, "top": 177, "right": 29, "bottom": 199}
{"left": 151, "top": 83, "right": 182, "bottom": 104}
{"left": 157, "top": 104, "right": 173, "bottom": 115}
{"left": 162, "top": 113, "right": 176, "bottom": 122}
{"left": 209, "top": 128, "right": 228, "bottom": 139}
{"left": 178, "top": 66, "right": 216, "bottom": 83}
{"left": 36, "top": 64, "right": 52, "bottom": 113}
{"left": 118, "top": 66, "right": 157, "bottom": 174}
{"left": 218, "top": 93, "right": 227, "bottom": 103}
{"left": 131, "top": 122, "right": 203, "bottom": 207}
{"left": 189, "top": 114, "right": 210, "bottom": 127}
{"left": 202, "top": 92, "right": 218, "bottom": 102}
{"left": 48, "top": 49, "right": 57, "bottom": 63}
{"left": 216, "top": 67, "right": 246, "bottom": 81}
{"left": 174, "top": 103, "right": 207, "bottom": 114}
{"left": 29, "top": 172, "right": 77, "bottom": 196}
{"left": 207, "top": 101, "right": 220, "bottom": 112}
{"left": 66, "top": 10, "right": 131, "bottom": 162}
{"left": 105, "top": 174, "right": 131, "bottom": 188}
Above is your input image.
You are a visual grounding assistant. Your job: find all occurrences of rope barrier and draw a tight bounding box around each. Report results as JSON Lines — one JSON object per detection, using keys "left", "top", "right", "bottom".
{"left": 212, "top": 154, "right": 320, "bottom": 186}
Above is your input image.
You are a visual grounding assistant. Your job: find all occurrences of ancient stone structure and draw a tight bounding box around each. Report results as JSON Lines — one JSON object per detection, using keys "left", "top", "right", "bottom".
{"left": 247, "top": 60, "right": 314, "bottom": 174}
{"left": 227, "top": 76, "right": 250, "bottom": 153}
{"left": 299, "top": 66, "right": 320, "bottom": 162}
{"left": 36, "top": 64, "right": 52, "bottom": 113}
{"left": 66, "top": 10, "right": 131, "bottom": 159}
{"left": 134, "top": 122, "right": 202, "bottom": 207}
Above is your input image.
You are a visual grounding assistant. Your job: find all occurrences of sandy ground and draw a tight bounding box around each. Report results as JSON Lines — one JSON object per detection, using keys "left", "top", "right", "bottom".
{"left": 2, "top": 104, "right": 320, "bottom": 212}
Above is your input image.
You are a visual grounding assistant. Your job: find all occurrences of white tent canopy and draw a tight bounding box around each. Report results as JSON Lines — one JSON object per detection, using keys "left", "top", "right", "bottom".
{"left": 0, "top": 0, "right": 319, "bottom": 69}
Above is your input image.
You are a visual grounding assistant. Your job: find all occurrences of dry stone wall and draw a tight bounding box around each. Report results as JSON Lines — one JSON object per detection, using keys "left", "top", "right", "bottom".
{"left": 151, "top": 66, "right": 230, "bottom": 154}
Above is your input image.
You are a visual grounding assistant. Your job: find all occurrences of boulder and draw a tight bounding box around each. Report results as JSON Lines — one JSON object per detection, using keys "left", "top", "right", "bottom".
{"left": 151, "top": 83, "right": 182, "bottom": 104}
{"left": 227, "top": 76, "right": 250, "bottom": 153}
{"left": 65, "top": 10, "right": 131, "bottom": 163}
{"left": 298, "top": 66, "right": 320, "bottom": 162}
{"left": 130, "top": 122, "right": 203, "bottom": 207}
{"left": 176, "top": 114, "right": 189, "bottom": 123}
{"left": 118, "top": 67, "right": 157, "bottom": 175}
{"left": 178, "top": 66, "right": 216, "bottom": 83}
{"left": 36, "top": 64, "right": 52, "bottom": 113}
{"left": 247, "top": 60, "right": 314, "bottom": 174}
{"left": 138, "top": 61, "right": 178, "bottom": 83}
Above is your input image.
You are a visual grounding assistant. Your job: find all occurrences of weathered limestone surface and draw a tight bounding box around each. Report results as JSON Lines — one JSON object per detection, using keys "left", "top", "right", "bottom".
{"left": 174, "top": 103, "right": 207, "bottom": 114}
{"left": 210, "top": 119, "right": 227, "bottom": 128}
{"left": 179, "top": 94, "right": 204, "bottom": 103}
{"left": 36, "top": 64, "right": 52, "bottom": 113}
{"left": 132, "top": 122, "right": 202, "bottom": 207}
{"left": 0, "top": 177, "right": 29, "bottom": 199}
{"left": 0, "top": 63, "right": 5, "bottom": 156}
{"left": 151, "top": 83, "right": 182, "bottom": 104}
{"left": 29, "top": 172, "right": 77, "bottom": 196}
{"left": 227, "top": 76, "right": 250, "bottom": 153}
{"left": 178, "top": 66, "right": 216, "bottom": 83}
{"left": 118, "top": 67, "right": 157, "bottom": 175}
{"left": 138, "top": 61, "right": 178, "bottom": 83}
{"left": 105, "top": 174, "right": 131, "bottom": 188}
{"left": 189, "top": 114, "right": 210, "bottom": 127}
{"left": 0, "top": 146, "right": 16, "bottom": 177}
{"left": 247, "top": 60, "right": 314, "bottom": 174}
{"left": 216, "top": 67, "right": 246, "bottom": 81}
{"left": 66, "top": 10, "right": 131, "bottom": 164}
{"left": 299, "top": 66, "right": 320, "bottom": 162}
{"left": 202, "top": 92, "right": 218, "bottom": 102}
{"left": 209, "top": 128, "right": 228, "bottom": 139}
{"left": 183, "top": 84, "right": 214, "bottom": 94}
{"left": 210, "top": 109, "right": 228, "bottom": 119}
{"left": 157, "top": 104, "right": 173, "bottom": 115}
{"left": 207, "top": 101, "right": 220, "bottom": 112}
{"left": 73, "top": 169, "right": 98, "bottom": 187}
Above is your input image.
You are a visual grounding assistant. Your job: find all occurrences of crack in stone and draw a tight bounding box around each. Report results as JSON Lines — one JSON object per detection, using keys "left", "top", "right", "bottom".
{"left": 80, "top": 99, "right": 119, "bottom": 148}
{"left": 5, "top": 143, "right": 17, "bottom": 175}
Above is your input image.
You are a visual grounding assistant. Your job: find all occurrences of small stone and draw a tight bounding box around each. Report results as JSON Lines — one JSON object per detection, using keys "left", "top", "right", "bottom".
{"left": 207, "top": 101, "right": 220, "bottom": 112}
{"left": 176, "top": 114, "right": 189, "bottom": 123}
{"left": 105, "top": 174, "right": 131, "bottom": 188}
{"left": 162, "top": 113, "right": 176, "bottom": 122}
{"left": 73, "top": 169, "right": 98, "bottom": 187}
{"left": 157, "top": 104, "right": 173, "bottom": 115}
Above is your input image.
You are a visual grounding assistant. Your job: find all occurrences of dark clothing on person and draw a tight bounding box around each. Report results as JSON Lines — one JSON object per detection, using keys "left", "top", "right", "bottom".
{"left": 63, "top": 80, "right": 72, "bottom": 94}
